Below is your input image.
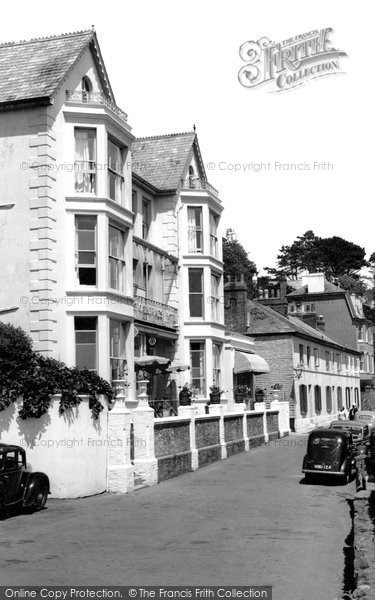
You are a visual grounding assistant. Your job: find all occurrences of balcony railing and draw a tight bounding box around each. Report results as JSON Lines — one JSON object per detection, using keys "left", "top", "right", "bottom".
{"left": 182, "top": 177, "right": 219, "bottom": 197}
{"left": 134, "top": 296, "right": 178, "bottom": 329}
{"left": 66, "top": 91, "right": 128, "bottom": 122}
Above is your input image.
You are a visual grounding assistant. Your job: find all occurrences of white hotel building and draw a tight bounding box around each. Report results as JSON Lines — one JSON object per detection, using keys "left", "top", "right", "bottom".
{"left": 0, "top": 29, "right": 244, "bottom": 408}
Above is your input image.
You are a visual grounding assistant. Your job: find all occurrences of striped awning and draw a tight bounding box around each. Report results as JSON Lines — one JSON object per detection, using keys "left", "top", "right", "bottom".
{"left": 234, "top": 351, "right": 270, "bottom": 374}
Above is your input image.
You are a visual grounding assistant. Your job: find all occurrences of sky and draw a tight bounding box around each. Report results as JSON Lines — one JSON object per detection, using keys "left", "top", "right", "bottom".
{"left": 1, "top": 1, "right": 373, "bottom": 273}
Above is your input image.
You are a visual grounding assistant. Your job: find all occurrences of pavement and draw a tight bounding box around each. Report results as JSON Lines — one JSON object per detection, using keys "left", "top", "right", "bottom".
{"left": 0, "top": 434, "right": 355, "bottom": 599}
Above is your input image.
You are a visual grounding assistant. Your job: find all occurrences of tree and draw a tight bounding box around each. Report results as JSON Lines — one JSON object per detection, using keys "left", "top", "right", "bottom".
{"left": 266, "top": 231, "right": 322, "bottom": 279}
{"left": 266, "top": 231, "right": 368, "bottom": 281}
{"left": 336, "top": 274, "right": 367, "bottom": 297}
{"left": 317, "top": 237, "right": 367, "bottom": 279}
{"left": 223, "top": 230, "right": 257, "bottom": 297}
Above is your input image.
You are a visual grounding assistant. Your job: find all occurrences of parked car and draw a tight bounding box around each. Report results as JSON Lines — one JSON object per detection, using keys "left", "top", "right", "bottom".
{"left": 302, "top": 428, "right": 357, "bottom": 483}
{"left": 329, "top": 420, "right": 370, "bottom": 448}
{"left": 354, "top": 411, "right": 375, "bottom": 433}
{"left": 0, "top": 444, "right": 50, "bottom": 516}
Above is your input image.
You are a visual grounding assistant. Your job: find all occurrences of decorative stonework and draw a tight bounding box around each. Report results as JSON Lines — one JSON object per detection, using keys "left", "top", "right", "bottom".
{"left": 28, "top": 108, "right": 58, "bottom": 357}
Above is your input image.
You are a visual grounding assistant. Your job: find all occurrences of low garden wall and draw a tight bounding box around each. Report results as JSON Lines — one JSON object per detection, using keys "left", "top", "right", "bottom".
{"left": 152, "top": 403, "right": 286, "bottom": 482}
{"left": 154, "top": 418, "right": 192, "bottom": 482}
{"left": 0, "top": 395, "right": 108, "bottom": 498}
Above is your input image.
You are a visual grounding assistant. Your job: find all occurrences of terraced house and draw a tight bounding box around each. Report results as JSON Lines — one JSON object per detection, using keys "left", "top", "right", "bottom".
{"left": 225, "top": 276, "right": 361, "bottom": 432}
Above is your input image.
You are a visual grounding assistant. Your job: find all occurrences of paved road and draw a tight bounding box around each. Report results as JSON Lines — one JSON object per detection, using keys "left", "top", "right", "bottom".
{"left": 1, "top": 435, "right": 355, "bottom": 599}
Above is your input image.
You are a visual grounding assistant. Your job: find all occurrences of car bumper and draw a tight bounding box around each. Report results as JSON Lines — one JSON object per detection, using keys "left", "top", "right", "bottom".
{"left": 302, "top": 469, "right": 346, "bottom": 477}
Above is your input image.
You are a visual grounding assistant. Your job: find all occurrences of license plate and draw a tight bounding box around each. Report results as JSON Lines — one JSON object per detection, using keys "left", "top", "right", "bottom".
{"left": 314, "top": 464, "right": 323, "bottom": 469}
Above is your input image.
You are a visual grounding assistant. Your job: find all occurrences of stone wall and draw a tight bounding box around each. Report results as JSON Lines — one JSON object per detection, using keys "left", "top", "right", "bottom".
{"left": 353, "top": 490, "right": 375, "bottom": 599}
{"left": 154, "top": 418, "right": 192, "bottom": 482}
{"left": 247, "top": 413, "right": 265, "bottom": 447}
{"left": 195, "top": 416, "right": 221, "bottom": 466}
{"left": 224, "top": 415, "right": 245, "bottom": 457}
{"left": 151, "top": 406, "right": 284, "bottom": 482}
{"left": 266, "top": 410, "right": 280, "bottom": 442}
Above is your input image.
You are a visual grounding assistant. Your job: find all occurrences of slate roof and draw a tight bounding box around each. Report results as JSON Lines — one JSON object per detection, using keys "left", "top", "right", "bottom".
{"left": 0, "top": 30, "right": 101, "bottom": 107}
{"left": 247, "top": 300, "right": 359, "bottom": 353}
{"left": 132, "top": 132, "right": 197, "bottom": 191}
{"left": 287, "top": 279, "right": 345, "bottom": 297}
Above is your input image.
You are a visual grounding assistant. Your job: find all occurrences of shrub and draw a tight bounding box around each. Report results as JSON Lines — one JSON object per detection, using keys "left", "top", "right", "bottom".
{"left": 0, "top": 323, "right": 114, "bottom": 419}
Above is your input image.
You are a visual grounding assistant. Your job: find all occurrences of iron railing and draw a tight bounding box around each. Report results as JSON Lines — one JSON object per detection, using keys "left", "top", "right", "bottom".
{"left": 66, "top": 90, "right": 128, "bottom": 122}
{"left": 181, "top": 177, "right": 219, "bottom": 196}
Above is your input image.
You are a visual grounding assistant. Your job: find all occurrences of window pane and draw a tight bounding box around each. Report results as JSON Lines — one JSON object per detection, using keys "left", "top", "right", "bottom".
{"left": 75, "top": 130, "right": 96, "bottom": 193}
{"left": 78, "top": 230, "right": 95, "bottom": 251}
{"left": 75, "top": 316, "right": 97, "bottom": 371}
{"left": 189, "top": 295, "right": 203, "bottom": 318}
{"left": 189, "top": 269, "right": 203, "bottom": 293}
{"left": 78, "top": 268, "right": 96, "bottom": 285}
{"left": 75, "top": 317, "right": 97, "bottom": 330}
{"left": 76, "top": 216, "right": 96, "bottom": 230}
{"left": 76, "top": 344, "right": 96, "bottom": 371}
{"left": 78, "top": 252, "right": 96, "bottom": 265}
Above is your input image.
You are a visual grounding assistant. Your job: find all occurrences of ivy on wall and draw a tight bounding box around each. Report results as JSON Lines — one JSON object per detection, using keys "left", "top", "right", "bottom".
{"left": 0, "top": 323, "right": 114, "bottom": 420}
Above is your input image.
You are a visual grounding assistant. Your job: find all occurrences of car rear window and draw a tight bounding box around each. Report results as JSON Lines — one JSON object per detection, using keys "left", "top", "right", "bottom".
{"left": 312, "top": 437, "right": 341, "bottom": 446}
{"left": 358, "top": 415, "right": 373, "bottom": 421}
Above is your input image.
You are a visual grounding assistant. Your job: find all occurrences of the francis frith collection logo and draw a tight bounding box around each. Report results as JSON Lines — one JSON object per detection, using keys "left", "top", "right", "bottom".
{"left": 238, "top": 28, "right": 347, "bottom": 92}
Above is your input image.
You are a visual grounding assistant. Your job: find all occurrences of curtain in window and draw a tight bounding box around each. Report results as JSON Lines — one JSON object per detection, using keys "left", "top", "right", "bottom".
{"left": 75, "top": 130, "right": 96, "bottom": 193}
{"left": 188, "top": 207, "right": 198, "bottom": 252}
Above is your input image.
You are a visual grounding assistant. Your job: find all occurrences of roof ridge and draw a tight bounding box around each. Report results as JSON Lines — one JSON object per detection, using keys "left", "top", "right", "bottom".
{"left": 0, "top": 29, "right": 94, "bottom": 48}
{"left": 135, "top": 131, "right": 195, "bottom": 141}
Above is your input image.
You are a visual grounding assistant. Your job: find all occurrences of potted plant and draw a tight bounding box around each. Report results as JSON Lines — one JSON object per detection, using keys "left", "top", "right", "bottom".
{"left": 233, "top": 384, "right": 249, "bottom": 403}
{"left": 255, "top": 387, "right": 266, "bottom": 402}
{"left": 209, "top": 385, "right": 225, "bottom": 404}
{"left": 179, "top": 383, "right": 193, "bottom": 406}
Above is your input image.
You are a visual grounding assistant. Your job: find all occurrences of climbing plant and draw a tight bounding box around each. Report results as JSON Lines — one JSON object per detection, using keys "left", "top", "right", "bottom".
{"left": 0, "top": 323, "right": 114, "bottom": 420}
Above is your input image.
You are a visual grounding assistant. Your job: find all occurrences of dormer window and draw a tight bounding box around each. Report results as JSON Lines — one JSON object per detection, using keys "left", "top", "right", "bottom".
{"left": 81, "top": 76, "right": 92, "bottom": 101}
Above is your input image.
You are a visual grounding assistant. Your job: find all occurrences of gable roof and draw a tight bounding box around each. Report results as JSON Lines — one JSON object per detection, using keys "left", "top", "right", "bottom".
{"left": 0, "top": 29, "right": 113, "bottom": 109}
{"left": 132, "top": 132, "right": 200, "bottom": 191}
{"left": 247, "top": 300, "right": 359, "bottom": 354}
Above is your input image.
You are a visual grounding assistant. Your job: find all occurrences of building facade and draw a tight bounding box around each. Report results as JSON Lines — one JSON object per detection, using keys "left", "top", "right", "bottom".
{"left": 131, "top": 133, "right": 227, "bottom": 407}
{"left": 0, "top": 30, "right": 136, "bottom": 395}
{"left": 287, "top": 273, "right": 375, "bottom": 393}
{"left": 0, "top": 31, "right": 234, "bottom": 409}
{"left": 225, "top": 276, "right": 361, "bottom": 432}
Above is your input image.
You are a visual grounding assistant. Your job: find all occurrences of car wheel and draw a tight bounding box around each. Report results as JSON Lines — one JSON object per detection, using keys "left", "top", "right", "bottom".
{"left": 32, "top": 485, "right": 48, "bottom": 511}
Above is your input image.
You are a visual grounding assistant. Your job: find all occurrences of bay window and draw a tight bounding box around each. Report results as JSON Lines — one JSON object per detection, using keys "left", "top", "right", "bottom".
{"left": 190, "top": 341, "right": 206, "bottom": 395}
{"left": 211, "top": 273, "right": 220, "bottom": 321}
{"left": 107, "top": 138, "right": 124, "bottom": 203}
{"left": 187, "top": 207, "right": 203, "bottom": 253}
{"left": 75, "top": 316, "right": 97, "bottom": 372}
{"left": 212, "top": 343, "right": 222, "bottom": 387}
{"left": 76, "top": 215, "right": 97, "bottom": 285}
{"left": 189, "top": 268, "right": 204, "bottom": 318}
{"left": 209, "top": 212, "right": 219, "bottom": 257}
{"left": 110, "top": 320, "right": 127, "bottom": 381}
{"left": 109, "top": 225, "right": 126, "bottom": 292}
{"left": 75, "top": 128, "right": 96, "bottom": 193}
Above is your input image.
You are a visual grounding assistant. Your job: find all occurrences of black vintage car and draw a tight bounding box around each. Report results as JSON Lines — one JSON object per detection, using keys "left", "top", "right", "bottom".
{"left": 0, "top": 444, "right": 50, "bottom": 515}
{"left": 302, "top": 428, "right": 357, "bottom": 483}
